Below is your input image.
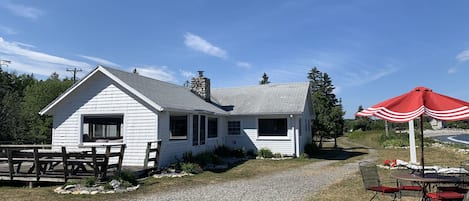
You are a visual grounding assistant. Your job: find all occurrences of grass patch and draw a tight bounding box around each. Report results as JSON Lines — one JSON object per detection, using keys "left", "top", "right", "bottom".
{"left": 310, "top": 131, "right": 468, "bottom": 201}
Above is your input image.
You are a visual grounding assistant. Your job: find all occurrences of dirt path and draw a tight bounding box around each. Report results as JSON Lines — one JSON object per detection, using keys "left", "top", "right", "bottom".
{"left": 126, "top": 139, "right": 376, "bottom": 201}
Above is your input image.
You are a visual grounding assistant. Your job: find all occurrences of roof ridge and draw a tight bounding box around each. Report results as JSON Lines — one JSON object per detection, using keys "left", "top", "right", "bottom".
{"left": 212, "top": 82, "right": 309, "bottom": 90}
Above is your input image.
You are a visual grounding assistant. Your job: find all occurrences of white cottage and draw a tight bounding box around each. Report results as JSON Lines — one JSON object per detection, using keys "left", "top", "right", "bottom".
{"left": 40, "top": 66, "right": 315, "bottom": 167}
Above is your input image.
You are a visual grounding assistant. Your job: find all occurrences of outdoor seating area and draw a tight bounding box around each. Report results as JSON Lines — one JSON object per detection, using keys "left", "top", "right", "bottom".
{"left": 0, "top": 144, "right": 126, "bottom": 183}
{"left": 359, "top": 160, "right": 469, "bottom": 201}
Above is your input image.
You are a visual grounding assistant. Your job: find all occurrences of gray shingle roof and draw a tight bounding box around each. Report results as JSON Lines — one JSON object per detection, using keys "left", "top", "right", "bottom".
{"left": 211, "top": 83, "right": 311, "bottom": 115}
{"left": 102, "top": 66, "right": 227, "bottom": 114}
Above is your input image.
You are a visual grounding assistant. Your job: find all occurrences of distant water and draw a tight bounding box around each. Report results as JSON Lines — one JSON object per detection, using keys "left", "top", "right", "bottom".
{"left": 434, "top": 134, "right": 469, "bottom": 147}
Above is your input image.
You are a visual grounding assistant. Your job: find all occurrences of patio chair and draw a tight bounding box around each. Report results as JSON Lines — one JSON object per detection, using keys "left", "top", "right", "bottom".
{"left": 359, "top": 161, "right": 400, "bottom": 201}
{"left": 426, "top": 171, "right": 465, "bottom": 201}
{"left": 397, "top": 169, "right": 424, "bottom": 199}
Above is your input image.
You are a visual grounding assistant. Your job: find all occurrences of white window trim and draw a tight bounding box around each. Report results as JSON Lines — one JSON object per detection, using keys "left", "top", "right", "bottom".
{"left": 169, "top": 114, "right": 189, "bottom": 140}
{"left": 79, "top": 112, "right": 126, "bottom": 145}
{"left": 257, "top": 117, "right": 289, "bottom": 137}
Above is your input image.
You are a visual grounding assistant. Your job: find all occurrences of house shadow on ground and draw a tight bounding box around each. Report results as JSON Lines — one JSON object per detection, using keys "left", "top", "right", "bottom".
{"left": 309, "top": 146, "right": 368, "bottom": 160}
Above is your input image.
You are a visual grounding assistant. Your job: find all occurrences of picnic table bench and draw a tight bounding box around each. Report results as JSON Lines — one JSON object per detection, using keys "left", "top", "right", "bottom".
{"left": 0, "top": 144, "right": 126, "bottom": 182}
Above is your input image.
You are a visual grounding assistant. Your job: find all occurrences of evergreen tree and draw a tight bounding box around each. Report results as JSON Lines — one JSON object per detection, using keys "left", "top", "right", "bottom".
{"left": 259, "top": 72, "right": 270, "bottom": 85}
{"left": 307, "top": 67, "right": 344, "bottom": 148}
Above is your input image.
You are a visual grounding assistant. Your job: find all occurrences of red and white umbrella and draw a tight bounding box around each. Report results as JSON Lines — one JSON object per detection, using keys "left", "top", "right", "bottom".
{"left": 356, "top": 86, "right": 469, "bottom": 175}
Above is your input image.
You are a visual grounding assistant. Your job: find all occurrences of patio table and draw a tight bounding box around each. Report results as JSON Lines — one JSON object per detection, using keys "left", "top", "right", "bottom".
{"left": 391, "top": 172, "right": 461, "bottom": 200}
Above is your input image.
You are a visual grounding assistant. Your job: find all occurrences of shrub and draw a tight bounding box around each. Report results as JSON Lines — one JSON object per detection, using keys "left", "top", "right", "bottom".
{"left": 103, "top": 183, "right": 113, "bottom": 190}
{"left": 194, "top": 151, "right": 222, "bottom": 167}
{"left": 181, "top": 162, "right": 203, "bottom": 174}
{"left": 246, "top": 149, "right": 256, "bottom": 157}
{"left": 231, "top": 148, "right": 246, "bottom": 158}
{"left": 82, "top": 177, "right": 96, "bottom": 187}
{"left": 214, "top": 145, "right": 232, "bottom": 157}
{"left": 114, "top": 170, "right": 138, "bottom": 186}
{"left": 299, "top": 153, "right": 309, "bottom": 159}
{"left": 273, "top": 152, "right": 282, "bottom": 158}
{"left": 258, "top": 148, "right": 273, "bottom": 158}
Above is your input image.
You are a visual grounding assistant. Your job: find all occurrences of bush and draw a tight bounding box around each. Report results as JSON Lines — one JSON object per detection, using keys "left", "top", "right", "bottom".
{"left": 231, "top": 148, "right": 246, "bottom": 158}
{"left": 194, "top": 151, "right": 222, "bottom": 167}
{"left": 214, "top": 145, "right": 232, "bottom": 157}
{"left": 103, "top": 182, "right": 113, "bottom": 190}
{"left": 299, "top": 153, "right": 309, "bottom": 159}
{"left": 181, "top": 162, "right": 203, "bottom": 174}
{"left": 246, "top": 149, "right": 256, "bottom": 157}
{"left": 114, "top": 170, "right": 138, "bottom": 186}
{"left": 258, "top": 148, "right": 273, "bottom": 158}
{"left": 273, "top": 152, "right": 282, "bottom": 158}
{"left": 82, "top": 177, "right": 96, "bottom": 187}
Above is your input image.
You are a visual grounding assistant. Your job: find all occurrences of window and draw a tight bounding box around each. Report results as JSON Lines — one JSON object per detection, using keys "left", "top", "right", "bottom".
{"left": 83, "top": 115, "right": 123, "bottom": 142}
{"left": 228, "top": 121, "right": 241, "bottom": 135}
{"left": 208, "top": 117, "right": 218, "bottom": 138}
{"left": 192, "top": 115, "right": 199, "bottom": 145}
{"left": 258, "top": 118, "right": 288, "bottom": 136}
{"left": 200, "top": 115, "right": 206, "bottom": 144}
{"left": 170, "top": 115, "right": 188, "bottom": 140}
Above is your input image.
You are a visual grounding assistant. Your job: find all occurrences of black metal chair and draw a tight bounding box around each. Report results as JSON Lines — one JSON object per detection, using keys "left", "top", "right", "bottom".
{"left": 359, "top": 161, "right": 400, "bottom": 201}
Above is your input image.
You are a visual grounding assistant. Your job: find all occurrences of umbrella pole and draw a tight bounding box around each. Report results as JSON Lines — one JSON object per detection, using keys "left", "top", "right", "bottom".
{"left": 420, "top": 116, "right": 425, "bottom": 177}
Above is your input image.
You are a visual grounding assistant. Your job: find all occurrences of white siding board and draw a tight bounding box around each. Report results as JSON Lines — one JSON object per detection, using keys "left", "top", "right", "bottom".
{"left": 50, "top": 72, "right": 157, "bottom": 166}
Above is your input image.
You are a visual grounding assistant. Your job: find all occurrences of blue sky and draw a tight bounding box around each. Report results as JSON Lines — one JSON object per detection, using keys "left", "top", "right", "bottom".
{"left": 1, "top": 0, "right": 469, "bottom": 119}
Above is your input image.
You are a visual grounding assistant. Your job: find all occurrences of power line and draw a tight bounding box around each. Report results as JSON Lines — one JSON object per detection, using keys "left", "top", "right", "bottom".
{"left": 66, "top": 67, "right": 82, "bottom": 83}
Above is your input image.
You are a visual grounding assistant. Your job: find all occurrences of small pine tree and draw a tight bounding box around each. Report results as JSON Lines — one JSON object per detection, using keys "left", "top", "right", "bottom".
{"left": 259, "top": 72, "right": 270, "bottom": 85}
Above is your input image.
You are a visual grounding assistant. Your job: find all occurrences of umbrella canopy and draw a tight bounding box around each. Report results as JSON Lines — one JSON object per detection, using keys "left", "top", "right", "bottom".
{"left": 356, "top": 86, "right": 469, "bottom": 175}
{"left": 357, "top": 86, "right": 469, "bottom": 122}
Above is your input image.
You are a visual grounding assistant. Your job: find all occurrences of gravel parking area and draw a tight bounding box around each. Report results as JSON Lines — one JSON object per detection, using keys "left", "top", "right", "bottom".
{"left": 126, "top": 147, "right": 376, "bottom": 201}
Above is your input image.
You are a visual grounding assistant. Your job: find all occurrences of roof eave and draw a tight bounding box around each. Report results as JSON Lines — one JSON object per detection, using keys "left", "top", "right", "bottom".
{"left": 39, "top": 65, "right": 165, "bottom": 116}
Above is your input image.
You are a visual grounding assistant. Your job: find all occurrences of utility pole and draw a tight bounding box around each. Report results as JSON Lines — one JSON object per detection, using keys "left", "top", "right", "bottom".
{"left": 66, "top": 67, "right": 82, "bottom": 83}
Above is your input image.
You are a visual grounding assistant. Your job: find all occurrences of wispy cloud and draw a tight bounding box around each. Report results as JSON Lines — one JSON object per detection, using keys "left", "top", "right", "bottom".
{"left": 236, "top": 61, "right": 251, "bottom": 68}
{"left": 179, "top": 69, "right": 195, "bottom": 78}
{"left": 78, "top": 55, "right": 120, "bottom": 67}
{"left": 344, "top": 67, "right": 398, "bottom": 86}
{"left": 133, "top": 66, "right": 175, "bottom": 82}
{"left": 3, "top": 2, "right": 44, "bottom": 20}
{"left": 448, "top": 49, "right": 469, "bottom": 74}
{"left": 0, "top": 25, "right": 17, "bottom": 35}
{"left": 0, "top": 37, "right": 91, "bottom": 78}
{"left": 184, "top": 32, "right": 227, "bottom": 59}
{"left": 456, "top": 49, "right": 469, "bottom": 62}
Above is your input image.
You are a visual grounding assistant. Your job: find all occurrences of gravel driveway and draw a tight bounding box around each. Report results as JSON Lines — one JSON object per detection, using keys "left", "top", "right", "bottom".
{"left": 126, "top": 145, "right": 376, "bottom": 201}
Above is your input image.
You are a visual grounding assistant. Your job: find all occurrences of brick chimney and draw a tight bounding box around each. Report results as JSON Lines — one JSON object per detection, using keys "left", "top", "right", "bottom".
{"left": 191, "top": 71, "right": 211, "bottom": 102}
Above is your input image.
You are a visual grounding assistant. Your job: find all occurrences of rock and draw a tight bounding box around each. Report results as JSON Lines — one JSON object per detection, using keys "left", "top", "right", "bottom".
{"left": 54, "top": 186, "right": 63, "bottom": 192}
{"left": 80, "top": 190, "right": 90, "bottom": 195}
{"left": 63, "top": 184, "right": 77, "bottom": 191}
{"left": 71, "top": 191, "right": 80, "bottom": 195}
{"left": 126, "top": 184, "right": 140, "bottom": 191}
{"left": 90, "top": 191, "right": 99, "bottom": 195}
{"left": 105, "top": 190, "right": 115, "bottom": 194}
{"left": 59, "top": 190, "right": 71, "bottom": 194}
{"left": 109, "top": 179, "right": 121, "bottom": 189}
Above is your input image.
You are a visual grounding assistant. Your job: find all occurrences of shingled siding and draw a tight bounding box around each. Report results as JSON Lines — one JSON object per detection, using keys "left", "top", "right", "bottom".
{"left": 224, "top": 115, "right": 296, "bottom": 156}
{"left": 50, "top": 72, "right": 158, "bottom": 166}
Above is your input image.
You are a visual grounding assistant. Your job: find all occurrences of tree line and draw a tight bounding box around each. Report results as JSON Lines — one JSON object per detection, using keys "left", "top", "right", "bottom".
{"left": 0, "top": 68, "right": 73, "bottom": 144}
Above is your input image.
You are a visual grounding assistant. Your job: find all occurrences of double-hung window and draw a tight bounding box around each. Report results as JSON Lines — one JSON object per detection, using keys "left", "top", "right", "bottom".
{"left": 227, "top": 121, "right": 241, "bottom": 135}
{"left": 208, "top": 117, "right": 218, "bottom": 138}
{"left": 170, "top": 115, "right": 188, "bottom": 140}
